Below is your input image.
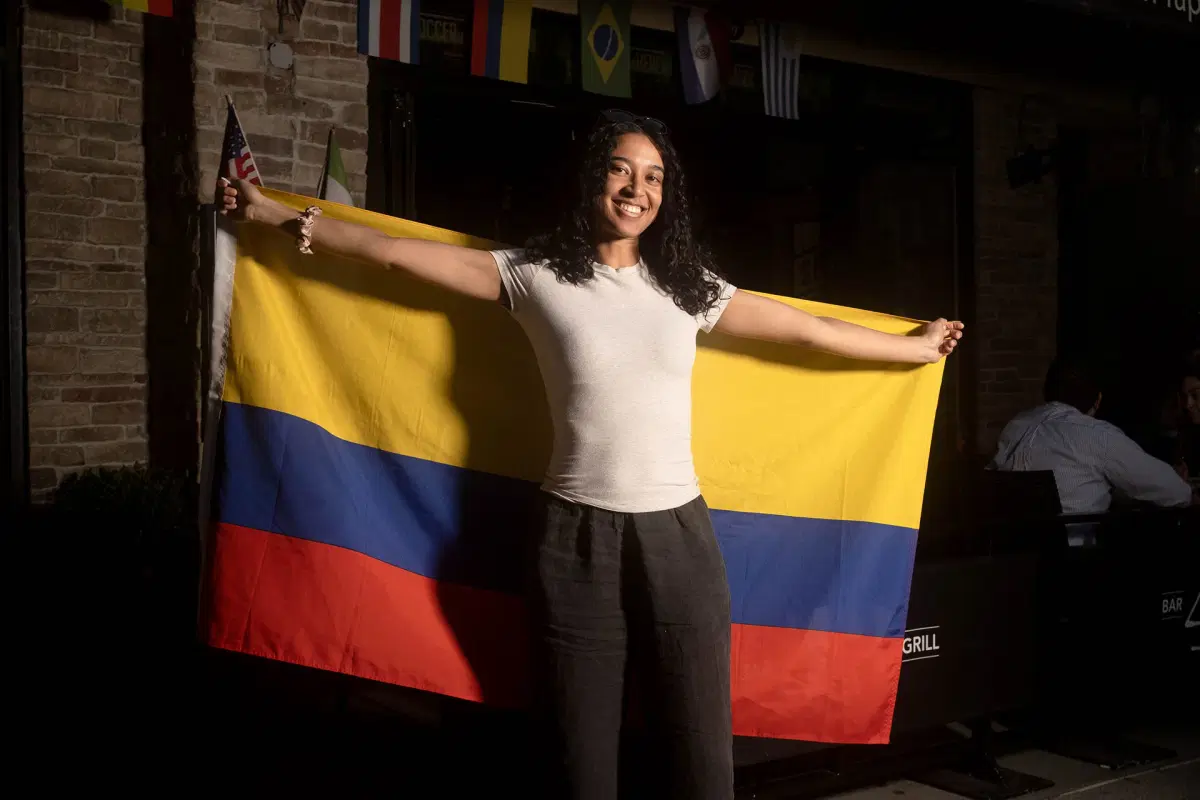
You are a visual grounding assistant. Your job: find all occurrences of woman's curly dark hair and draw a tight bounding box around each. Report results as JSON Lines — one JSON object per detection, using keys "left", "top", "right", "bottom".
{"left": 525, "top": 119, "right": 724, "bottom": 317}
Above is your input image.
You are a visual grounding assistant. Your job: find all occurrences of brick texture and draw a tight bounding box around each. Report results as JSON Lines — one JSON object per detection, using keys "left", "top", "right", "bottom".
{"left": 23, "top": 6, "right": 149, "bottom": 498}
{"left": 22, "top": 2, "right": 1081, "bottom": 494}
{"left": 194, "top": 0, "right": 368, "bottom": 204}
{"left": 973, "top": 89, "right": 1060, "bottom": 452}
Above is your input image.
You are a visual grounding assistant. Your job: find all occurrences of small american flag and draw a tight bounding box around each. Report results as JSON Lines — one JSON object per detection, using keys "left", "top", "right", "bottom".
{"left": 219, "top": 99, "right": 262, "bottom": 186}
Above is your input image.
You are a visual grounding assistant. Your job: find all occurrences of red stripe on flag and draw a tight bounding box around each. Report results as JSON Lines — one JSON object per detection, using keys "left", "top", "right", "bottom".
{"left": 147, "top": 0, "right": 173, "bottom": 16}
{"left": 731, "top": 625, "right": 902, "bottom": 743}
{"left": 206, "top": 523, "right": 529, "bottom": 706}
{"left": 470, "top": 0, "right": 489, "bottom": 77}
{"left": 205, "top": 523, "right": 902, "bottom": 742}
{"left": 378, "top": 0, "right": 402, "bottom": 62}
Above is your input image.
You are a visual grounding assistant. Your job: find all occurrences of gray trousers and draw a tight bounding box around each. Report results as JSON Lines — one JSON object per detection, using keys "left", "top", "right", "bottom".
{"left": 528, "top": 494, "right": 734, "bottom": 800}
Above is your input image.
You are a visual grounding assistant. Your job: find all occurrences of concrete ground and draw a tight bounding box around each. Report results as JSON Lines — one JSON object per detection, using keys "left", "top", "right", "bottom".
{"left": 832, "top": 724, "right": 1200, "bottom": 800}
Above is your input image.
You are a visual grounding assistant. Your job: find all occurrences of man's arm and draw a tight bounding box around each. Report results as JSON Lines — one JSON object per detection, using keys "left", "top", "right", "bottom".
{"left": 1102, "top": 427, "right": 1194, "bottom": 508}
{"left": 713, "top": 290, "right": 963, "bottom": 364}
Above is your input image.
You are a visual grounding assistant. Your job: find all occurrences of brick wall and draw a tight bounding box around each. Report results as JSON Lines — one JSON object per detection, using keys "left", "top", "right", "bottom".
{"left": 19, "top": 0, "right": 369, "bottom": 500}
{"left": 193, "top": 0, "right": 367, "bottom": 204}
{"left": 23, "top": 5, "right": 148, "bottom": 499}
{"left": 18, "top": 1, "right": 1071, "bottom": 494}
{"left": 973, "top": 89, "right": 1060, "bottom": 451}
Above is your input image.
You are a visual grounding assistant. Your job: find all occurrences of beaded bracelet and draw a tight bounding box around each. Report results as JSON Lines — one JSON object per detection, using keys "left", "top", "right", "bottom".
{"left": 297, "top": 205, "right": 322, "bottom": 255}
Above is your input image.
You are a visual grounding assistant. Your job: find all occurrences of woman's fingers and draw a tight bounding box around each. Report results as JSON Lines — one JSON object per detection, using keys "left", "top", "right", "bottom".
{"left": 216, "top": 179, "right": 240, "bottom": 215}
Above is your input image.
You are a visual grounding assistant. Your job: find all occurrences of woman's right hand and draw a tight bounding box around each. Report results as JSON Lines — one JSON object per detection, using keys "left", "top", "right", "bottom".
{"left": 216, "top": 177, "right": 264, "bottom": 222}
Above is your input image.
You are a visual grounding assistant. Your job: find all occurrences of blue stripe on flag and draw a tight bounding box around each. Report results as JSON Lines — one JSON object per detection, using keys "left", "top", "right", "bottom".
{"left": 217, "top": 401, "right": 916, "bottom": 638}
{"left": 485, "top": 0, "right": 503, "bottom": 79}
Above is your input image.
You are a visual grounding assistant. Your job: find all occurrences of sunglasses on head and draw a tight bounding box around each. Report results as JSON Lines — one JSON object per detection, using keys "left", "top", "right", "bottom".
{"left": 601, "top": 109, "right": 668, "bottom": 134}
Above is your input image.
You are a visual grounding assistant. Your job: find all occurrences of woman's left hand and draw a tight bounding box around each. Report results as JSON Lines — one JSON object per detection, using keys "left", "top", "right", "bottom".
{"left": 918, "top": 318, "right": 964, "bottom": 361}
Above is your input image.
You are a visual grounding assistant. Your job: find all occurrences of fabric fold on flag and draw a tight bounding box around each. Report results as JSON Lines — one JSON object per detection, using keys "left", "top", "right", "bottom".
{"left": 358, "top": 0, "right": 422, "bottom": 64}
{"left": 759, "top": 20, "right": 803, "bottom": 119}
{"left": 471, "top": 0, "right": 533, "bottom": 83}
{"left": 317, "top": 130, "right": 355, "bottom": 207}
{"left": 202, "top": 189, "right": 946, "bottom": 744}
{"left": 580, "top": 0, "right": 632, "bottom": 98}
{"left": 218, "top": 98, "right": 262, "bottom": 187}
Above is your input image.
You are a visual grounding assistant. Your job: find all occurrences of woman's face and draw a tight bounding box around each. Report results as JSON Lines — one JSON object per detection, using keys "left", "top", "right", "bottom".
{"left": 594, "top": 132, "right": 664, "bottom": 242}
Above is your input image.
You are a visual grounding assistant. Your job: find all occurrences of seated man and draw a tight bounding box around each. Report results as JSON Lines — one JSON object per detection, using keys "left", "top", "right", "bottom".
{"left": 990, "top": 359, "right": 1193, "bottom": 515}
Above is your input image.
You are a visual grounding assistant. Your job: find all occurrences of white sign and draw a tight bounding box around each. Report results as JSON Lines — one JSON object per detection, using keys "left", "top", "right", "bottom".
{"left": 1142, "top": 0, "right": 1199, "bottom": 26}
{"left": 1160, "top": 589, "right": 1200, "bottom": 652}
{"left": 1162, "top": 589, "right": 1186, "bottom": 618}
{"left": 902, "top": 625, "right": 941, "bottom": 663}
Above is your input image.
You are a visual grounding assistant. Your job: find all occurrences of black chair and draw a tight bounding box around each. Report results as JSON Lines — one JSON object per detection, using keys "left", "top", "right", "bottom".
{"left": 971, "top": 468, "right": 1063, "bottom": 555}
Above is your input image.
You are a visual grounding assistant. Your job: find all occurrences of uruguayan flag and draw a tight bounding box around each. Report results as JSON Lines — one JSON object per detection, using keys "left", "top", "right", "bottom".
{"left": 759, "top": 21, "right": 803, "bottom": 119}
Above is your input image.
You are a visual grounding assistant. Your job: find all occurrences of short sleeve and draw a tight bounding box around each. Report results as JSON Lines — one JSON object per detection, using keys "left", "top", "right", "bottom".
{"left": 491, "top": 249, "right": 538, "bottom": 314}
{"left": 696, "top": 274, "right": 736, "bottom": 333}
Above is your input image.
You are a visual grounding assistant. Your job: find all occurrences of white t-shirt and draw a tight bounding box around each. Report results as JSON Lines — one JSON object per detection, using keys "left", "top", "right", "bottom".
{"left": 492, "top": 249, "right": 735, "bottom": 513}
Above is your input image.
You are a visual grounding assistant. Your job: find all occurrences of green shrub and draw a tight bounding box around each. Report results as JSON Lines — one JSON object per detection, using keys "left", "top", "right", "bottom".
{"left": 49, "top": 465, "right": 200, "bottom": 642}
{"left": 52, "top": 464, "right": 196, "bottom": 543}
{"left": 48, "top": 464, "right": 198, "bottom": 584}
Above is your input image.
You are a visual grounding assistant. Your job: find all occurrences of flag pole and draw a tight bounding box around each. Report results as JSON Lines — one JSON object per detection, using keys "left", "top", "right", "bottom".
{"left": 225, "top": 93, "right": 248, "bottom": 140}
{"left": 317, "top": 128, "right": 333, "bottom": 200}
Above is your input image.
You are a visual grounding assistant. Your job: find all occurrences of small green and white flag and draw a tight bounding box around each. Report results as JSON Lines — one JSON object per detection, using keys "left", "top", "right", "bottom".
{"left": 317, "top": 129, "right": 354, "bottom": 207}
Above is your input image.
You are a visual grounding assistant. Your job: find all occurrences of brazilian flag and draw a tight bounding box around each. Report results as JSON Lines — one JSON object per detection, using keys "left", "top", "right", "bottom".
{"left": 580, "top": 0, "right": 632, "bottom": 98}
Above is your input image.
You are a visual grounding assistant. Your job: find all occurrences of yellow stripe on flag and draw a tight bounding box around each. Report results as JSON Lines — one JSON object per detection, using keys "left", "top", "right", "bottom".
{"left": 498, "top": 3, "right": 534, "bottom": 84}
{"left": 223, "top": 190, "right": 944, "bottom": 531}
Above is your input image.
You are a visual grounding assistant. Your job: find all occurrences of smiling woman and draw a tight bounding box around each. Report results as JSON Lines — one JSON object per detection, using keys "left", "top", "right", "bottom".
{"left": 525, "top": 110, "right": 726, "bottom": 319}
{"left": 218, "top": 106, "right": 961, "bottom": 799}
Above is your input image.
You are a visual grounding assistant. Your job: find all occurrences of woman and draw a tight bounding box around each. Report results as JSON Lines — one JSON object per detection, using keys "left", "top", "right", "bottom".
{"left": 219, "top": 112, "right": 962, "bottom": 800}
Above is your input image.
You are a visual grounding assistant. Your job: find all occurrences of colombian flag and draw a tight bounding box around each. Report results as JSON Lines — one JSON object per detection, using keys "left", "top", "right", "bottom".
{"left": 201, "top": 191, "right": 945, "bottom": 744}
{"left": 470, "top": 0, "right": 533, "bottom": 84}
{"left": 109, "top": 0, "right": 173, "bottom": 16}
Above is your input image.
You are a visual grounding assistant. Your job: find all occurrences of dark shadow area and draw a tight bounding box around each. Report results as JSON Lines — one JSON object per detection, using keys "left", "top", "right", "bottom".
{"left": 142, "top": 1, "right": 200, "bottom": 474}
{"left": 16, "top": 477, "right": 1195, "bottom": 794}
{"left": 2, "top": 0, "right": 27, "bottom": 520}
{"left": 26, "top": 0, "right": 113, "bottom": 21}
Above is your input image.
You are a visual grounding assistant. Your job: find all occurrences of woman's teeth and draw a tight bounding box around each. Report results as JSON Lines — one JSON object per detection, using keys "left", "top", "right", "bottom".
{"left": 616, "top": 202, "right": 644, "bottom": 217}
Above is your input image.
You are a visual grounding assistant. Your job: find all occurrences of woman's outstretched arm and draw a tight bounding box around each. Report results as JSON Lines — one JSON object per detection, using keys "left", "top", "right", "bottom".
{"left": 713, "top": 290, "right": 963, "bottom": 364}
{"left": 218, "top": 178, "right": 502, "bottom": 302}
